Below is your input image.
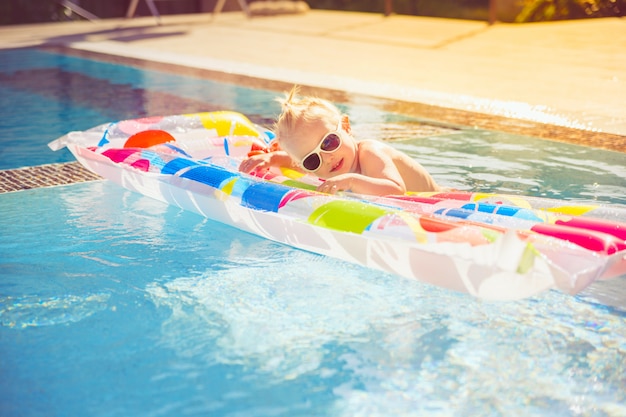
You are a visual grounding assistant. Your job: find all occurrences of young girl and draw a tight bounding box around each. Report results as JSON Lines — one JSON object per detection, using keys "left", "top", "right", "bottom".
{"left": 238, "top": 86, "right": 441, "bottom": 196}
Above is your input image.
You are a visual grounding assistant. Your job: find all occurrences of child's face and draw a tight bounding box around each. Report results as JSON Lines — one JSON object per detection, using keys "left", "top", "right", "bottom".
{"left": 284, "top": 118, "right": 357, "bottom": 178}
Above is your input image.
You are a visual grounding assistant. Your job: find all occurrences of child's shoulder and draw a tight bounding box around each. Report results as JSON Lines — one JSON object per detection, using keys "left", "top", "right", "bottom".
{"left": 357, "top": 139, "right": 387, "bottom": 148}
{"left": 357, "top": 139, "right": 392, "bottom": 154}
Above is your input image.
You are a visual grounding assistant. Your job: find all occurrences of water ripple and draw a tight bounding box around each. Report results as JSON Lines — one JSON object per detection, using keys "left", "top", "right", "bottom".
{"left": 0, "top": 293, "right": 110, "bottom": 329}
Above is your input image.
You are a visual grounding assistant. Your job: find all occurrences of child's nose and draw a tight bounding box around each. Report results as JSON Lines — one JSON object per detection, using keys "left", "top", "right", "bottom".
{"left": 321, "top": 153, "right": 332, "bottom": 166}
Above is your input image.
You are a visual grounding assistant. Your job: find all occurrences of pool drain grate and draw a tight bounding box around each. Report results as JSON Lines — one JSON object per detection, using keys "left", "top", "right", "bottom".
{"left": 0, "top": 162, "right": 102, "bottom": 193}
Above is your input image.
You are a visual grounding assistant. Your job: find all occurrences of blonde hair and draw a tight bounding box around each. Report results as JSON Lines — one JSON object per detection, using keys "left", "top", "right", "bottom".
{"left": 274, "top": 85, "right": 342, "bottom": 148}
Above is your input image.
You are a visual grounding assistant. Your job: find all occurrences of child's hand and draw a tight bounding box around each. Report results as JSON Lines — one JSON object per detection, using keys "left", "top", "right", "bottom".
{"left": 239, "top": 153, "right": 273, "bottom": 174}
{"left": 239, "top": 150, "right": 294, "bottom": 175}
{"left": 316, "top": 175, "right": 353, "bottom": 195}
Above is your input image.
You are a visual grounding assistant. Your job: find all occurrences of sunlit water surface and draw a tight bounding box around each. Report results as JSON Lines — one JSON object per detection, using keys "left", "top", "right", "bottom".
{"left": 1, "top": 48, "right": 625, "bottom": 417}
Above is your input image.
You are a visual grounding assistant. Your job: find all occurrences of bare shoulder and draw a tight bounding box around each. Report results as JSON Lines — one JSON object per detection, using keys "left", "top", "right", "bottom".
{"left": 358, "top": 140, "right": 409, "bottom": 161}
{"left": 358, "top": 139, "right": 439, "bottom": 192}
{"left": 357, "top": 139, "right": 393, "bottom": 156}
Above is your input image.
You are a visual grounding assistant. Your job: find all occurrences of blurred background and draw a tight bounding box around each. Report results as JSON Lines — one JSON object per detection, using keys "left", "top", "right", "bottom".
{"left": 1, "top": 0, "right": 624, "bottom": 26}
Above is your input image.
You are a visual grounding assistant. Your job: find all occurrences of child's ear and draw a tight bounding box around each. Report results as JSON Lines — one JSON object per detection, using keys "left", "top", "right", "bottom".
{"left": 341, "top": 115, "right": 351, "bottom": 134}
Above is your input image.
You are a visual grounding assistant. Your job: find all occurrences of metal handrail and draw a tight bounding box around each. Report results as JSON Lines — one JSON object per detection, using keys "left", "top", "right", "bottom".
{"left": 58, "top": 0, "right": 100, "bottom": 21}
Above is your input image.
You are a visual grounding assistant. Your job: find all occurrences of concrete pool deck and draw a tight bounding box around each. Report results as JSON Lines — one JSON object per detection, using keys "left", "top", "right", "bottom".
{"left": 1, "top": 10, "right": 625, "bottom": 152}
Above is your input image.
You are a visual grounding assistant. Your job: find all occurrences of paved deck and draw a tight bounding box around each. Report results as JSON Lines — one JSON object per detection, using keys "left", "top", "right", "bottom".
{"left": 1, "top": 10, "right": 625, "bottom": 152}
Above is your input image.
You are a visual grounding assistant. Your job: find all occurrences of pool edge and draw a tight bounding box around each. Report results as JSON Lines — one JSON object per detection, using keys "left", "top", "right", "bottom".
{"left": 47, "top": 44, "right": 626, "bottom": 154}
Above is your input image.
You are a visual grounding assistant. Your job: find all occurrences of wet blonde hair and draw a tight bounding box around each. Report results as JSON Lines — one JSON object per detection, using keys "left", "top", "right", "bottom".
{"left": 274, "top": 85, "right": 342, "bottom": 150}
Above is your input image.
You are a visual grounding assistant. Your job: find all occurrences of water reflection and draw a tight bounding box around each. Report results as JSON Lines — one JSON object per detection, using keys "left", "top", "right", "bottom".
{"left": 378, "top": 126, "right": 626, "bottom": 204}
{"left": 1, "top": 180, "right": 625, "bottom": 416}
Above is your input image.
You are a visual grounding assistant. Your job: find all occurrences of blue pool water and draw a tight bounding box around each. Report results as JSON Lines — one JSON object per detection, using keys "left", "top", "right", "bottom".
{"left": 0, "top": 48, "right": 280, "bottom": 169}
{"left": 1, "top": 48, "right": 626, "bottom": 417}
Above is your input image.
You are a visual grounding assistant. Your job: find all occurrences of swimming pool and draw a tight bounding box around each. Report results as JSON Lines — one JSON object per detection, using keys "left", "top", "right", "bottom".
{"left": 1, "top": 48, "right": 625, "bottom": 416}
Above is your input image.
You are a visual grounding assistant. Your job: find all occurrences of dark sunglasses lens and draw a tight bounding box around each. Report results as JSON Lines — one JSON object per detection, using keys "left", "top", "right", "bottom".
{"left": 321, "top": 133, "right": 341, "bottom": 152}
{"left": 302, "top": 153, "right": 321, "bottom": 171}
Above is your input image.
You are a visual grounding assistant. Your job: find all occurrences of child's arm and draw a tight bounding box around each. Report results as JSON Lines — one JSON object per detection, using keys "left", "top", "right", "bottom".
{"left": 317, "top": 141, "right": 439, "bottom": 196}
{"left": 317, "top": 173, "right": 406, "bottom": 195}
{"left": 317, "top": 142, "right": 407, "bottom": 195}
